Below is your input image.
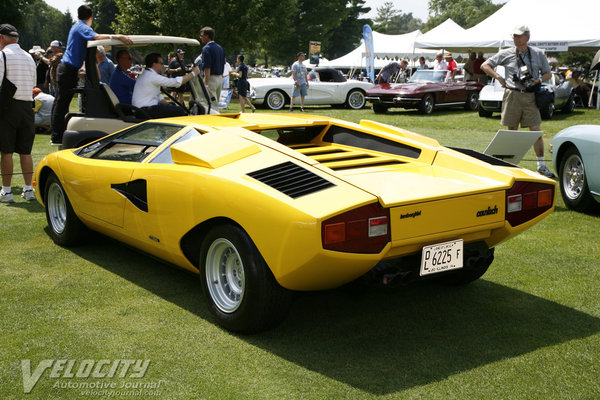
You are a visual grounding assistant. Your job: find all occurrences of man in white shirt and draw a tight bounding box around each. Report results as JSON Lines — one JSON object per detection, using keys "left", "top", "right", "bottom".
{"left": 432, "top": 52, "right": 448, "bottom": 71}
{"left": 33, "top": 87, "right": 54, "bottom": 130}
{"left": 132, "top": 52, "right": 199, "bottom": 118}
{"left": 0, "top": 24, "right": 37, "bottom": 203}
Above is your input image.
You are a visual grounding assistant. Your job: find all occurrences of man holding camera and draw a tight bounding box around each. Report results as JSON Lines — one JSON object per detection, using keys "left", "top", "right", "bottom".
{"left": 481, "top": 25, "right": 554, "bottom": 178}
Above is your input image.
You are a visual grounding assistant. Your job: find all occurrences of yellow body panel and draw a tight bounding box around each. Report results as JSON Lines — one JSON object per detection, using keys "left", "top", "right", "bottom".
{"left": 34, "top": 114, "right": 556, "bottom": 291}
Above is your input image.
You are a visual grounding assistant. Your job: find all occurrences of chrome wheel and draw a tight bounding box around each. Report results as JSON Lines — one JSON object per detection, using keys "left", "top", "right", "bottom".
{"left": 266, "top": 90, "right": 285, "bottom": 110}
{"left": 420, "top": 94, "right": 434, "bottom": 114}
{"left": 205, "top": 238, "right": 245, "bottom": 313}
{"left": 346, "top": 89, "right": 366, "bottom": 109}
{"left": 562, "top": 153, "right": 585, "bottom": 201}
{"left": 47, "top": 182, "right": 67, "bottom": 234}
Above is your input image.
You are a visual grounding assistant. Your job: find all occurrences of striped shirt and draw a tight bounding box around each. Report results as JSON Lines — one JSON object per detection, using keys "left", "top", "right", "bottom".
{"left": 0, "top": 43, "right": 36, "bottom": 101}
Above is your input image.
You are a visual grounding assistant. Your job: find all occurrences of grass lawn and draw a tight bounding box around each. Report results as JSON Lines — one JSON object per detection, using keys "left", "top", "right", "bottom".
{"left": 1, "top": 100, "right": 599, "bottom": 399}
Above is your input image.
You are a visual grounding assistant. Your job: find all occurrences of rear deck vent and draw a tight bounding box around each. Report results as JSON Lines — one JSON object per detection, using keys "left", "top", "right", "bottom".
{"left": 328, "top": 160, "right": 406, "bottom": 171}
{"left": 248, "top": 161, "right": 335, "bottom": 198}
{"left": 450, "top": 147, "right": 518, "bottom": 167}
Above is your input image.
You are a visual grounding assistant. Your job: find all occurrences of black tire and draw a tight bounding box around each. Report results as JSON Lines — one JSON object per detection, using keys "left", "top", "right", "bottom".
{"left": 478, "top": 107, "right": 493, "bottom": 117}
{"left": 540, "top": 102, "right": 555, "bottom": 120}
{"left": 562, "top": 92, "right": 575, "bottom": 114}
{"left": 199, "top": 224, "right": 293, "bottom": 332}
{"left": 372, "top": 104, "right": 388, "bottom": 114}
{"left": 44, "top": 173, "right": 89, "bottom": 246}
{"left": 464, "top": 92, "right": 479, "bottom": 111}
{"left": 265, "top": 90, "right": 287, "bottom": 110}
{"left": 346, "top": 89, "right": 366, "bottom": 109}
{"left": 419, "top": 94, "right": 434, "bottom": 115}
{"left": 438, "top": 248, "right": 494, "bottom": 286}
{"left": 559, "top": 146, "right": 598, "bottom": 212}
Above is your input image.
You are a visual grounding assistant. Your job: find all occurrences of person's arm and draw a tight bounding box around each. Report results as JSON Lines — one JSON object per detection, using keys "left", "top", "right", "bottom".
{"left": 481, "top": 61, "right": 505, "bottom": 87}
{"left": 203, "top": 68, "right": 211, "bottom": 86}
{"left": 292, "top": 68, "right": 298, "bottom": 87}
{"left": 93, "top": 34, "right": 133, "bottom": 45}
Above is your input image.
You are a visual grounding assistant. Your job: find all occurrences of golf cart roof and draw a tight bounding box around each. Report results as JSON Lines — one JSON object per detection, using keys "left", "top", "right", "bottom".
{"left": 88, "top": 35, "right": 200, "bottom": 48}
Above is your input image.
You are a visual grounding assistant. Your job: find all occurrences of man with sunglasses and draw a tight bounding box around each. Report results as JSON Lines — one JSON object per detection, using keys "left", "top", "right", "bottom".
{"left": 481, "top": 25, "right": 554, "bottom": 178}
{"left": 132, "top": 52, "right": 199, "bottom": 118}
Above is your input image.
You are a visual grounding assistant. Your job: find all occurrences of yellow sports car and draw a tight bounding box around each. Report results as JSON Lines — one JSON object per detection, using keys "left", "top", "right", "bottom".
{"left": 34, "top": 114, "right": 556, "bottom": 332}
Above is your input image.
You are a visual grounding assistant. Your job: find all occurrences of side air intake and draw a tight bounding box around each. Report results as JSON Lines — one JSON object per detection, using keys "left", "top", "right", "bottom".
{"left": 248, "top": 161, "right": 335, "bottom": 199}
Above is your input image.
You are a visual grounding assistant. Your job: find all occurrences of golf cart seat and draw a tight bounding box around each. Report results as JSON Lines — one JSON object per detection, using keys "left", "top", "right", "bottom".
{"left": 99, "top": 83, "right": 151, "bottom": 123}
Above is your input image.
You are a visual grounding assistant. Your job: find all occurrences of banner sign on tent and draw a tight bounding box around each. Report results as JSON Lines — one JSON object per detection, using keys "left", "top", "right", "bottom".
{"left": 362, "top": 25, "right": 375, "bottom": 83}
{"left": 309, "top": 41, "right": 321, "bottom": 65}
{"left": 529, "top": 42, "right": 569, "bottom": 52}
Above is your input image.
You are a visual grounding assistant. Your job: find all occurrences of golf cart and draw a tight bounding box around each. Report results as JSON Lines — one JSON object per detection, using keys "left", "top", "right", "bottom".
{"left": 61, "top": 35, "right": 215, "bottom": 149}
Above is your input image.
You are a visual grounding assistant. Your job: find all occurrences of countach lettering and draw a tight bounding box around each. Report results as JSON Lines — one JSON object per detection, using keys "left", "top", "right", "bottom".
{"left": 476, "top": 205, "right": 499, "bottom": 217}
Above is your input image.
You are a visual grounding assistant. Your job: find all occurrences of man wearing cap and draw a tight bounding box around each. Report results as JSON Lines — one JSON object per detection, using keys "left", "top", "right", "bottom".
{"left": 168, "top": 49, "right": 188, "bottom": 103}
{"left": 199, "top": 27, "right": 225, "bottom": 103}
{"left": 445, "top": 52, "right": 457, "bottom": 80}
{"left": 290, "top": 52, "right": 309, "bottom": 111}
{"left": 481, "top": 25, "right": 554, "bottom": 178}
{"left": 29, "top": 45, "right": 49, "bottom": 90}
{"left": 0, "top": 24, "right": 36, "bottom": 203}
{"left": 50, "top": 5, "right": 133, "bottom": 144}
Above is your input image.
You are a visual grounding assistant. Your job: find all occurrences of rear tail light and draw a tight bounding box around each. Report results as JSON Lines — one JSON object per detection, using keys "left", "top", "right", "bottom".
{"left": 322, "top": 203, "right": 390, "bottom": 253}
{"left": 505, "top": 181, "right": 555, "bottom": 226}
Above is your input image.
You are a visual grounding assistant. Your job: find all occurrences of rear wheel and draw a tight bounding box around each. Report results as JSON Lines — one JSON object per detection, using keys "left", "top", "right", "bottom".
{"left": 265, "top": 90, "right": 287, "bottom": 110}
{"left": 199, "top": 224, "right": 293, "bottom": 332}
{"left": 346, "top": 89, "right": 366, "bottom": 109}
{"left": 478, "top": 107, "right": 493, "bottom": 117}
{"left": 559, "top": 146, "right": 597, "bottom": 212}
{"left": 540, "top": 102, "right": 555, "bottom": 119}
{"left": 419, "top": 94, "right": 434, "bottom": 115}
{"left": 372, "top": 104, "right": 388, "bottom": 114}
{"left": 44, "top": 173, "right": 88, "bottom": 246}
{"left": 465, "top": 92, "right": 479, "bottom": 111}
{"left": 562, "top": 92, "right": 575, "bottom": 114}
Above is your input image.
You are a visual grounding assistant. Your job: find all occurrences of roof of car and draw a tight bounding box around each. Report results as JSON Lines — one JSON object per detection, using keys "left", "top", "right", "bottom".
{"left": 88, "top": 35, "right": 200, "bottom": 48}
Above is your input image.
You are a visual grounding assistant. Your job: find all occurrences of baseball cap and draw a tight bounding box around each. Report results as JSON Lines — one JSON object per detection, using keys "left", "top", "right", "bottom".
{"left": 176, "top": 49, "right": 185, "bottom": 54}
{"left": 513, "top": 25, "right": 530, "bottom": 35}
{"left": 0, "top": 24, "right": 19, "bottom": 37}
{"left": 297, "top": 52, "right": 306, "bottom": 58}
{"left": 50, "top": 40, "right": 64, "bottom": 48}
{"left": 33, "top": 87, "right": 42, "bottom": 96}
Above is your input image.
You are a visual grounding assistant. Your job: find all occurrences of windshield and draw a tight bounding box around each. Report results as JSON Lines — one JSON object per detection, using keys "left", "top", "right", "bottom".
{"left": 188, "top": 75, "right": 213, "bottom": 114}
{"left": 408, "top": 70, "right": 448, "bottom": 83}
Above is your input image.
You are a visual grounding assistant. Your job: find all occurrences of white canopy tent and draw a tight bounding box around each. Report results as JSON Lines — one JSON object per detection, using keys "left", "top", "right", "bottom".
{"left": 322, "top": 29, "right": 438, "bottom": 69}
{"left": 414, "top": 0, "right": 600, "bottom": 52}
{"left": 413, "top": 19, "right": 468, "bottom": 50}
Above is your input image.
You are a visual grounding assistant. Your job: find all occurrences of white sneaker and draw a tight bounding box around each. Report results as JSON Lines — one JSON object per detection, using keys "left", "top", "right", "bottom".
{"left": 21, "top": 189, "right": 35, "bottom": 201}
{"left": 537, "top": 165, "right": 556, "bottom": 179}
{"left": 0, "top": 190, "right": 14, "bottom": 203}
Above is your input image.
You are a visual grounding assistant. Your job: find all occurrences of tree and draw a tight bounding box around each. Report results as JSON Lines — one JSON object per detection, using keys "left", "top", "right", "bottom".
{"left": 373, "top": 1, "right": 423, "bottom": 35}
{"left": 326, "top": 0, "right": 372, "bottom": 60}
{"left": 86, "top": 0, "right": 119, "bottom": 34}
{"left": 17, "top": 0, "right": 72, "bottom": 52}
{"left": 0, "top": 0, "right": 33, "bottom": 30}
{"left": 425, "top": 0, "right": 504, "bottom": 31}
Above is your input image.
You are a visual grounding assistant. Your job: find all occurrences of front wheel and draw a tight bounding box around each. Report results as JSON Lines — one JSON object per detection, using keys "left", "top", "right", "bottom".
{"left": 559, "top": 146, "right": 597, "bottom": 212}
{"left": 465, "top": 92, "right": 479, "bottom": 111}
{"left": 419, "top": 94, "right": 435, "bottom": 115}
{"left": 346, "top": 89, "right": 366, "bottom": 109}
{"left": 265, "top": 90, "right": 287, "bottom": 110}
{"left": 372, "top": 104, "right": 388, "bottom": 114}
{"left": 562, "top": 93, "right": 575, "bottom": 114}
{"left": 44, "top": 173, "right": 88, "bottom": 246}
{"left": 200, "top": 224, "right": 293, "bottom": 332}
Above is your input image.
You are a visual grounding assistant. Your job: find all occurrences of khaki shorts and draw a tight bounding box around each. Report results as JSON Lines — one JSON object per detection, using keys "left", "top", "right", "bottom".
{"left": 501, "top": 89, "right": 541, "bottom": 128}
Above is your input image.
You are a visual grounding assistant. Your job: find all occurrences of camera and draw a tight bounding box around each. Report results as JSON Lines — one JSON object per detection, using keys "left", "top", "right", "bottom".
{"left": 513, "top": 65, "right": 537, "bottom": 91}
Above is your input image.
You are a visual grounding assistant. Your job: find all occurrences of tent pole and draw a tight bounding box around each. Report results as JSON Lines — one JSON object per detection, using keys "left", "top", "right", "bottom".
{"left": 590, "top": 70, "right": 598, "bottom": 109}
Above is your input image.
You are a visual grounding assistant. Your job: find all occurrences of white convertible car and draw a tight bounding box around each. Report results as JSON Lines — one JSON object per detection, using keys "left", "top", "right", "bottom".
{"left": 248, "top": 67, "right": 373, "bottom": 110}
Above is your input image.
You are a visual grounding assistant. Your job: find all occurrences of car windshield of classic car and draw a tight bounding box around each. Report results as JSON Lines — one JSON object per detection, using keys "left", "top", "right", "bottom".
{"left": 408, "top": 70, "right": 449, "bottom": 83}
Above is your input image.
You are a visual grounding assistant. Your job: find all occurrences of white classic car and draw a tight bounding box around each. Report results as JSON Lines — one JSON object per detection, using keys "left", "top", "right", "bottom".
{"left": 248, "top": 67, "right": 373, "bottom": 110}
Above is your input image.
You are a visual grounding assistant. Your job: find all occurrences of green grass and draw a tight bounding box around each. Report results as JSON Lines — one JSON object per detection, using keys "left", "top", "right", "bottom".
{"left": 1, "top": 101, "right": 600, "bottom": 399}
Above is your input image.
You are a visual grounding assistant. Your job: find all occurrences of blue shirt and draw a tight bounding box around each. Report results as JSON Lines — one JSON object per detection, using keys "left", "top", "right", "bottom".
{"left": 109, "top": 66, "right": 135, "bottom": 104}
{"left": 99, "top": 57, "right": 115, "bottom": 83}
{"left": 201, "top": 41, "right": 225, "bottom": 75}
{"left": 62, "top": 20, "right": 97, "bottom": 68}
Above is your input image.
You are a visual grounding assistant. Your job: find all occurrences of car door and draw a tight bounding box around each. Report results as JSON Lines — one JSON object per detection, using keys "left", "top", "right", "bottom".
{"left": 67, "top": 122, "right": 186, "bottom": 228}
{"left": 305, "top": 69, "right": 344, "bottom": 105}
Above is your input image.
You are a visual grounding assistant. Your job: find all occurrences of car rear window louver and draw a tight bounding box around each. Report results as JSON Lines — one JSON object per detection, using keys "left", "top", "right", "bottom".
{"left": 247, "top": 161, "right": 335, "bottom": 199}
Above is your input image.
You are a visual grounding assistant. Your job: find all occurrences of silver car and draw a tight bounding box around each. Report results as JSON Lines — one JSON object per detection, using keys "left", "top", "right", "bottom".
{"left": 478, "top": 68, "right": 575, "bottom": 120}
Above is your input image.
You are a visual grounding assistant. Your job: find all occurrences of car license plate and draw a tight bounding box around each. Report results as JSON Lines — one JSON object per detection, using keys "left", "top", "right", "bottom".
{"left": 420, "top": 239, "right": 463, "bottom": 276}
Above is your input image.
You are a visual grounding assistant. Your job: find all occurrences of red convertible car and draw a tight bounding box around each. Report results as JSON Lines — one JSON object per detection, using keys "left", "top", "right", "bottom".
{"left": 366, "top": 70, "right": 484, "bottom": 114}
